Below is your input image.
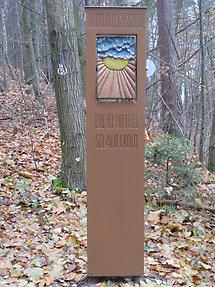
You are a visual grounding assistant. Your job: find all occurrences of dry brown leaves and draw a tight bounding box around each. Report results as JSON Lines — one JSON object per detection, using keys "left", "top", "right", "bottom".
{"left": 0, "top": 81, "right": 214, "bottom": 286}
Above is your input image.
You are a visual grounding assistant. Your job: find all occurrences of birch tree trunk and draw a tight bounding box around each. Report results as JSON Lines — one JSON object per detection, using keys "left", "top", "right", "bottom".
{"left": 45, "top": 0, "right": 86, "bottom": 190}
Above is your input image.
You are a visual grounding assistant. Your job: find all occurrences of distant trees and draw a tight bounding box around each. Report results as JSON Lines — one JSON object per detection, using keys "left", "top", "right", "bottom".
{"left": 0, "top": 0, "right": 215, "bottom": 174}
{"left": 151, "top": 0, "right": 215, "bottom": 166}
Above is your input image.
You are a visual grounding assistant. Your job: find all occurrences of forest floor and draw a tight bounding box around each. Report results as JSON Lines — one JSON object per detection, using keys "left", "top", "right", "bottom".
{"left": 0, "top": 82, "right": 215, "bottom": 287}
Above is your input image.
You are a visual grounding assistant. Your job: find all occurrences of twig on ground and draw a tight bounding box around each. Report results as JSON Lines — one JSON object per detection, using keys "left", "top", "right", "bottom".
{"left": 160, "top": 199, "right": 215, "bottom": 213}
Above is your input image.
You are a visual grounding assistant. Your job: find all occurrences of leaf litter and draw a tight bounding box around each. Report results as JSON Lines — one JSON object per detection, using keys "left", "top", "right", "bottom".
{"left": 0, "top": 81, "right": 214, "bottom": 286}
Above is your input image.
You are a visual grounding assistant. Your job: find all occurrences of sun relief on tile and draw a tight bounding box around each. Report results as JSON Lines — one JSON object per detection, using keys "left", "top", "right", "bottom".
{"left": 96, "top": 36, "right": 136, "bottom": 101}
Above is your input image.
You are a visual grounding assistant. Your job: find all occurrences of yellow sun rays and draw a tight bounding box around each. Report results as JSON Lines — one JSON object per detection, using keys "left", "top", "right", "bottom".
{"left": 97, "top": 58, "right": 136, "bottom": 99}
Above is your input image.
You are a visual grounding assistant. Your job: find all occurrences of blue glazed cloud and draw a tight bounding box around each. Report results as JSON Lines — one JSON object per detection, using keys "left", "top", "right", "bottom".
{"left": 97, "top": 36, "right": 136, "bottom": 60}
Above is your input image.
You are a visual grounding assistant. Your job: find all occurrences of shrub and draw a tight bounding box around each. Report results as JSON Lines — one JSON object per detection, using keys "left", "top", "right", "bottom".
{"left": 52, "top": 177, "right": 68, "bottom": 190}
{"left": 145, "top": 133, "right": 200, "bottom": 189}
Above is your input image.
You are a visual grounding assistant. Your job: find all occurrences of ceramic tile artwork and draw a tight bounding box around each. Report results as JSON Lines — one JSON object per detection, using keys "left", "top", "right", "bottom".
{"left": 96, "top": 36, "right": 136, "bottom": 100}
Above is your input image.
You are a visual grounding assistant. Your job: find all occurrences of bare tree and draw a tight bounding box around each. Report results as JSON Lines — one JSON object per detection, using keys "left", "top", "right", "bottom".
{"left": 20, "top": 0, "right": 43, "bottom": 103}
{"left": 198, "top": 0, "right": 206, "bottom": 162}
{"left": 1, "top": 0, "right": 16, "bottom": 81}
{"left": 156, "top": 0, "right": 180, "bottom": 136}
{"left": 29, "top": 0, "right": 40, "bottom": 66}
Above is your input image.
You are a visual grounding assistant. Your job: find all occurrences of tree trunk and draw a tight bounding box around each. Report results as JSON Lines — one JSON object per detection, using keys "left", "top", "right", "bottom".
{"left": 74, "top": 2, "right": 85, "bottom": 94}
{"left": 20, "top": 0, "right": 32, "bottom": 82}
{"left": 208, "top": 106, "right": 215, "bottom": 171}
{"left": 29, "top": 0, "right": 40, "bottom": 66}
{"left": 1, "top": 0, "right": 16, "bottom": 81}
{"left": 45, "top": 0, "right": 86, "bottom": 190}
{"left": 156, "top": 0, "right": 180, "bottom": 136}
{"left": 198, "top": 0, "right": 206, "bottom": 163}
{"left": 20, "top": 0, "right": 43, "bottom": 104}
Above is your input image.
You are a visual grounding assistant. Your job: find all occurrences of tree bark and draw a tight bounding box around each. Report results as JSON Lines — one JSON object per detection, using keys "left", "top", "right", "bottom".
{"left": 20, "top": 0, "right": 32, "bottom": 82}
{"left": 46, "top": 0, "right": 86, "bottom": 190}
{"left": 20, "top": 0, "right": 43, "bottom": 104}
{"left": 156, "top": 0, "right": 180, "bottom": 136}
{"left": 74, "top": 2, "right": 85, "bottom": 94}
{"left": 198, "top": 0, "right": 206, "bottom": 163}
{"left": 29, "top": 0, "right": 40, "bottom": 66}
{"left": 208, "top": 106, "right": 215, "bottom": 172}
{"left": 1, "top": 0, "right": 16, "bottom": 81}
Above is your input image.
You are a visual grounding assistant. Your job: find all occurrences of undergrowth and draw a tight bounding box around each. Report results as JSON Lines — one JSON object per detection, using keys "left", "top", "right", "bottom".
{"left": 145, "top": 133, "right": 201, "bottom": 200}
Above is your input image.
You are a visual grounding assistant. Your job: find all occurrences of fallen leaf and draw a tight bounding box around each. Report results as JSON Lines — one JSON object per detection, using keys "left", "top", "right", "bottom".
{"left": 147, "top": 210, "right": 163, "bottom": 224}
{"left": 26, "top": 267, "right": 43, "bottom": 282}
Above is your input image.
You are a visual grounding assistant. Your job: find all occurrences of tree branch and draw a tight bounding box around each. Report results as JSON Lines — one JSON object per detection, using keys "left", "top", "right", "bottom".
{"left": 159, "top": 199, "right": 215, "bottom": 213}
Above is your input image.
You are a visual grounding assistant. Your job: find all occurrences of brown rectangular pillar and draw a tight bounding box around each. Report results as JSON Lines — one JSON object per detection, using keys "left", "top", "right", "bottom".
{"left": 86, "top": 7, "right": 147, "bottom": 277}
